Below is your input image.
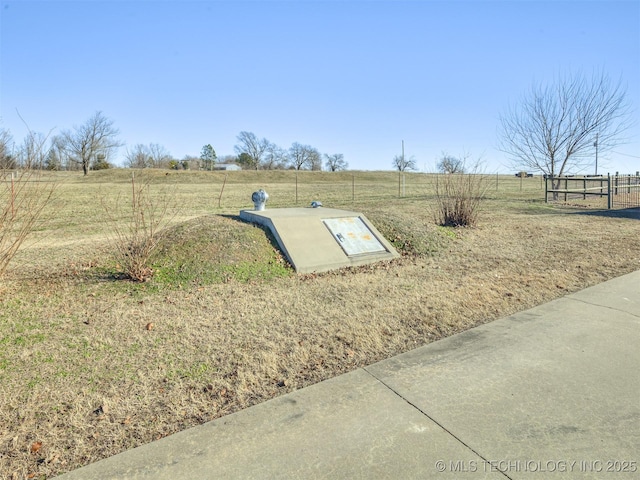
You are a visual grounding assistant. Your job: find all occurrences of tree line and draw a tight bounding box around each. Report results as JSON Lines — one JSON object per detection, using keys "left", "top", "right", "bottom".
{"left": 0, "top": 115, "right": 349, "bottom": 174}
{"left": 207, "top": 131, "right": 348, "bottom": 172}
{"left": 1, "top": 112, "right": 121, "bottom": 175}
{"left": 0, "top": 118, "right": 462, "bottom": 175}
{"left": 1, "top": 70, "right": 632, "bottom": 176}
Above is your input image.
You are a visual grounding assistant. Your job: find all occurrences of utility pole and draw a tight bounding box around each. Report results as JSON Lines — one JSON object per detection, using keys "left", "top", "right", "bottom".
{"left": 399, "top": 140, "right": 404, "bottom": 197}
{"left": 594, "top": 133, "right": 599, "bottom": 176}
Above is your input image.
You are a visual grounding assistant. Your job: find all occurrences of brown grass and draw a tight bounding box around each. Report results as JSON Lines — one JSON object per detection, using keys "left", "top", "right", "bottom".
{"left": 0, "top": 171, "right": 639, "bottom": 479}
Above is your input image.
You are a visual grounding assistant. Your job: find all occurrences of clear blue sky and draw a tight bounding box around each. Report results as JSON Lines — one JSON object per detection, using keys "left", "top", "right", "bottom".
{"left": 1, "top": 0, "right": 639, "bottom": 173}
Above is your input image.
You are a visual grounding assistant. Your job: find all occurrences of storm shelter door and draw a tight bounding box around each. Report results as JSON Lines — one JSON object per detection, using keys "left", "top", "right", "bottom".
{"left": 322, "top": 217, "right": 387, "bottom": 256}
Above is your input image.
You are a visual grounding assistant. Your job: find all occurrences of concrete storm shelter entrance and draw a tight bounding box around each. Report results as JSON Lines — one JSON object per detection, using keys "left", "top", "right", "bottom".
{"left": 239, "top": 207, "right": 400, "bottom": 274}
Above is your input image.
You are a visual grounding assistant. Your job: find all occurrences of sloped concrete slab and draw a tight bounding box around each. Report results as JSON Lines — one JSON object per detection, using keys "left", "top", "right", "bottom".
{"left": 240, "top": 208, "right": 399, "bottom": 273}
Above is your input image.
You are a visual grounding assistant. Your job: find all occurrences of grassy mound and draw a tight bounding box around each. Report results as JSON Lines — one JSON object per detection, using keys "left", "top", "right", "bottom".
{"left": 151, "top": 215, "right": 291, "bottom": 287}
{"left": 361, "top": 204, "right": 457, "bottom": 257}
{"left": 127, "top": 205, "right": 453, "bottom": 289}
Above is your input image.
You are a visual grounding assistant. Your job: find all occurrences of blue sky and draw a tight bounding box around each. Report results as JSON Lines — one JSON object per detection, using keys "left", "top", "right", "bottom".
{"left": 1, "top": 0, "right": 639, "bottom": 173}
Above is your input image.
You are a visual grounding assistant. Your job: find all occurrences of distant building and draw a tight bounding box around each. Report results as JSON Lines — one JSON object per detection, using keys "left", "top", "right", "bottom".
{"left": 214, "top": 164, "right": 242, "bottom": 171}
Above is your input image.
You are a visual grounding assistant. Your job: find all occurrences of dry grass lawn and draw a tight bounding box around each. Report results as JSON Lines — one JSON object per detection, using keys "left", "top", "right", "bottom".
{"left": 1, "top": 170, "right": 639, "bottom": 479}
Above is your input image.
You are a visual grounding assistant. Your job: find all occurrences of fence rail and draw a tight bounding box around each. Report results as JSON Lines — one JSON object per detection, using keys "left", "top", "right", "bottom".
{"left": 545, "top": 173, "right": 640, "bottom": 209}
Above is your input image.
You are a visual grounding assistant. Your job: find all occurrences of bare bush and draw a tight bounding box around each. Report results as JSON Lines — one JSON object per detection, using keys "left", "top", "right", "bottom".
{"left": 104, "top": 173, "right": 176, "bottom": 281}
{"left": 433, "top": 162, "right": 488, "bottom": 227}
{"left": 0, "top": 132, "right": 57, "bottom": 278}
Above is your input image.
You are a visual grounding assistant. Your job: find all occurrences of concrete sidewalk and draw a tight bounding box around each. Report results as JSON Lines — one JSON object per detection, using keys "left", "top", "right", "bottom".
{"left": 56, "top": 271, "right": 640, "bottom": 479}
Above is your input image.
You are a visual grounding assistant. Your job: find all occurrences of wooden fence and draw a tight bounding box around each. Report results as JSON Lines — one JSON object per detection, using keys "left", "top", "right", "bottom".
{"left": 545, "top": 173, "right": 640, "bottom": 209}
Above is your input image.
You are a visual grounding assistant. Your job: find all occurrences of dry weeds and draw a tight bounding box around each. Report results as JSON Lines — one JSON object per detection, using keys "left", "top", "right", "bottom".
{"left": 0, "top": 171, "right": 639, "bottom": 479}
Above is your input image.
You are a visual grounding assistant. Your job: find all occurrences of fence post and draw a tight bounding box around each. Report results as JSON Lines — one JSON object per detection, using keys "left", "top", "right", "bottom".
{"left": 583, "top": 177, "right": 586, "bottom": 200}
{"left": 218, "top": 174, "right": 227, "bottom": 208}
{"left": 599, "top": 176, "right": 604, "bottom": 198}
{"left": 607, "top": 173, "right": 612, "bottom": 209}
{"left": 544, "top": 175, "right": 548, "bottom": 203}
{"left": 131, "top": 171, "right": 136, "bottom": 210}
{"left": 352, "top": 174, "right": 355, "bottom": 202}
{"left": 10, "top": 172, "right": 15, "bottom": 219}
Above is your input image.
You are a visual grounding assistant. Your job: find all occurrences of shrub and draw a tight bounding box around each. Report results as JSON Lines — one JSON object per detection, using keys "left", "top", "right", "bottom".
{"left": 1, "top": 125, "right": 58, "bottom": 280}
{"left": 433, "top": 163, "right": 488, "bottom": 227}
{"left": 103, "top": 173, "right": 176, "bottom": 281}
{"left": 92, "top": 159, "right": 112, "bottom": 170}
{"left": 0, "top": 169, "right": 56, "bottom": 278}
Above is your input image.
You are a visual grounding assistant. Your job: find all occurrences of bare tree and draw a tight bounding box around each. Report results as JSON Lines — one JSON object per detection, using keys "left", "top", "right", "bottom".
{"left": 263, "top": 143, "right": 287, "bottom": 170}
{"left": 288, "top": 142, "right": 320, "bottom": 170}
{"left": 234, "top": 131, "right": 269, "bottom": 170}
{"left": 0, "top": 128, "right": 16, "bottom": 169}
{"left": 61, "top": 111, "right": 121, "bottom": 175}
{"left": 437, "top": 154, "right": 465, "bottom": 174}
{"left": 393, "top": 154, "right": 417, "bottom": 172}
{"left": 309, "top": 149, "right": 322, "bottom": 171}
{"left": 324, "top": 153, "right": 348, "bottom": 172}
{"left": 148, "top": 143, "right": 172, "bottom": 168}
{"left": 125, "top": 144, "right": 153, "bottom": 168}
{"left": 45, "top": 135, "right": 66, "bottom": 171}
{"left": 499, "top": 71, "right": 632, "bottom": 177}
{"left": 48, "top": 134, "right": 79, "bottom": 171}
{"left": 17, "top": 131, "right": 49, "bottom": 169}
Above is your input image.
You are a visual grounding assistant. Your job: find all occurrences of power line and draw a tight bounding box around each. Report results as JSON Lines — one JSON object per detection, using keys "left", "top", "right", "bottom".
{"left": 611, "top": 151, "right": 640, "bottom": 159}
